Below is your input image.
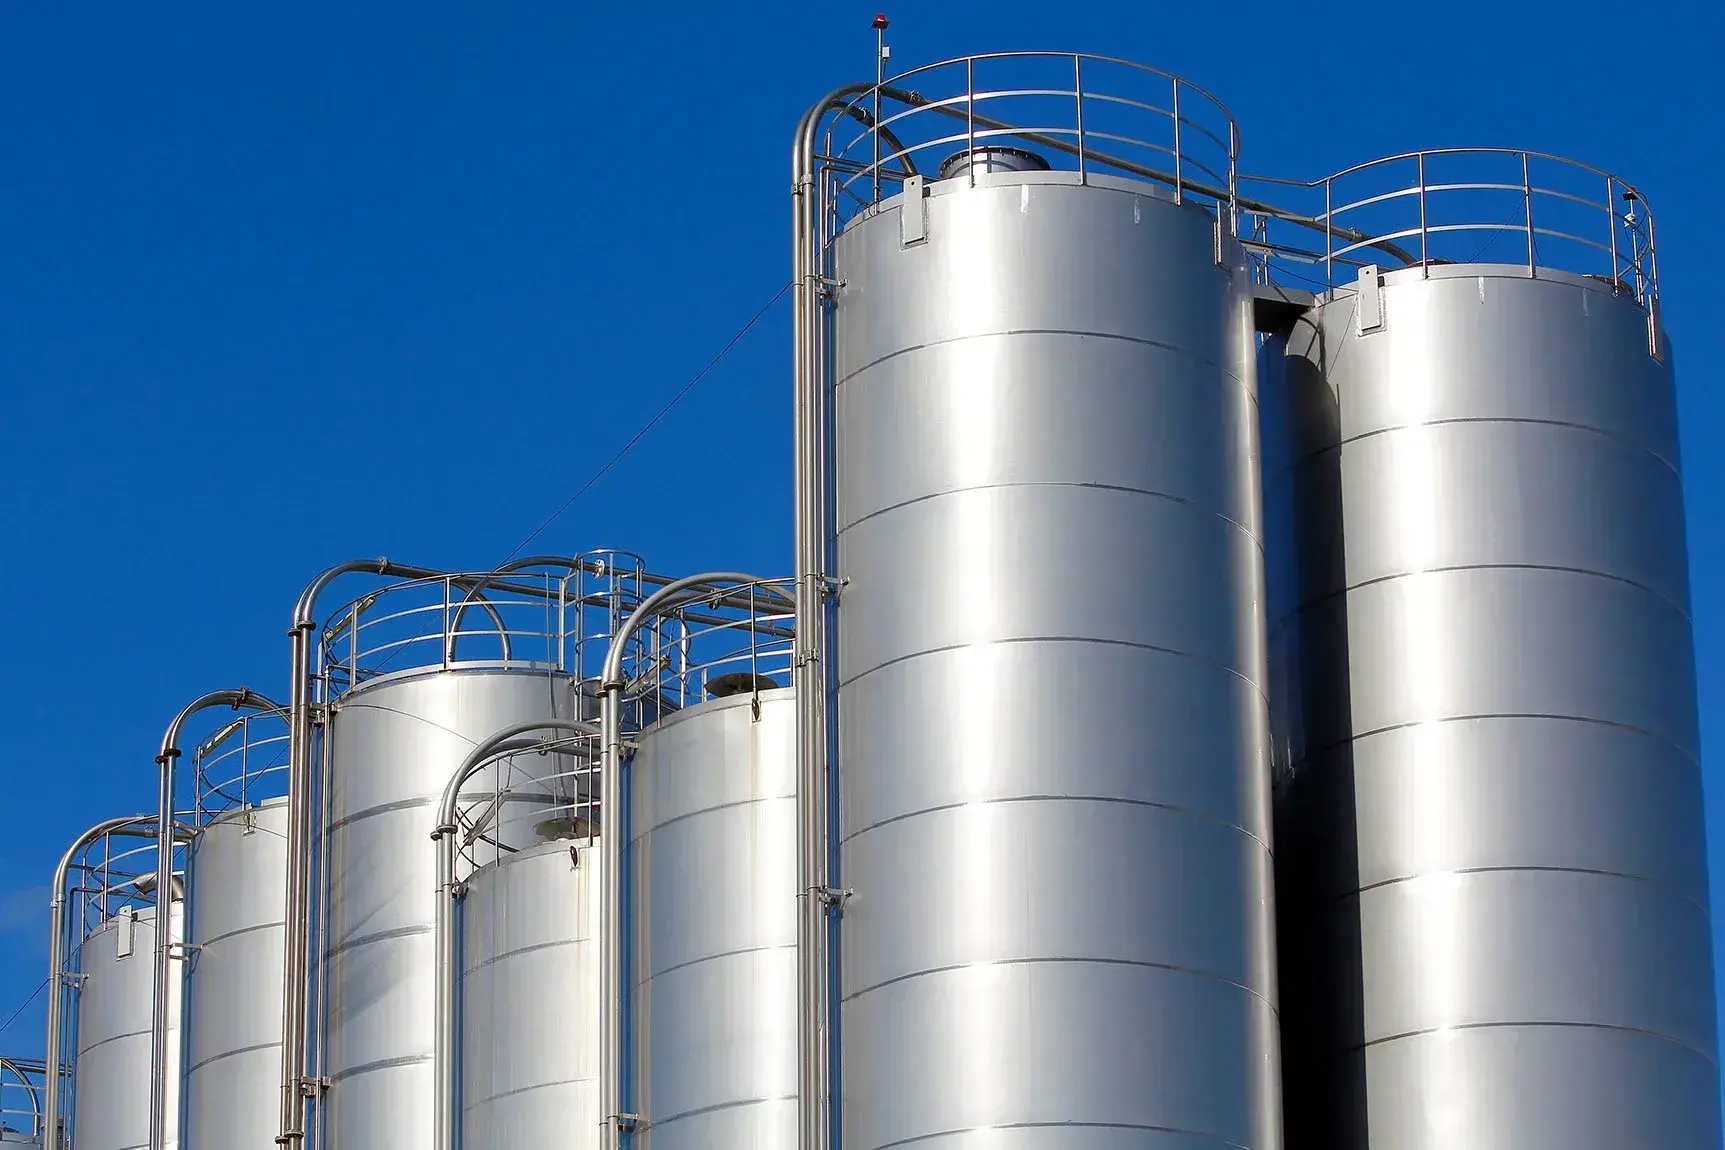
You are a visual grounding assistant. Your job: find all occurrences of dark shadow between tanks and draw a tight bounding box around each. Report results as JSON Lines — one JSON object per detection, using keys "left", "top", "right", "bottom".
{"left": 1261, "top": 319, "right": 1367, "bottom": 1150}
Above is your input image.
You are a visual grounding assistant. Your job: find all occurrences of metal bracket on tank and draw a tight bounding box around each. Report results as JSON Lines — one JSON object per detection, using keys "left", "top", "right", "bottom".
{"left": 297, "top": 1075, "right": 331, "bottom": 1097}
{"left": 308, "top": 702, "right": 329, "bottom": 727}
{"left": 901, "top": 173, "right": 928, "bottom": 247}
{"left": 614, "top": 1113, "right": 644, "bottom": 1133}
{"left": 815, "top": 275, "right": 845, "bottom": 301}
{"left": 816, "top": 886, "right": 853, "bottom": 913}
{"left": 1357, "top": 265, "right": 1385, "bottom": 334}
{"left": 168, "top": 942, "right": 201, "bottom": 960}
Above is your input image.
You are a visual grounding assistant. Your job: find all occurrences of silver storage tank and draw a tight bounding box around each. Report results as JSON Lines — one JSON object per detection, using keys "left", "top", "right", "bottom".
{"left": 629, "top": 687, "right": 797, "bottom": 1149}
{"left": 459, "top": 838, "right": 602, "bottom": 1149}
{"left": 323, "top": 669, "right": 579, "bottom": 1149}
{"left": 1267, "top": 255, "right": 1719, "bottom": 1146}
{"left": 72, "top": 901, "right": 181, "bottom": 1150}
{"left": 181, "top": 799, "right": 287, "bottom": 1150}
{"left": 828, "top": 72, "right": 1280, "bottom": 1150}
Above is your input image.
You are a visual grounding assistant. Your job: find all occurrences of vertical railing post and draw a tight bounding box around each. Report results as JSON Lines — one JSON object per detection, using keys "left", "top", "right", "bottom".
{"left": 1645, "top": 211, "right": 1659, "bottom": 305}
{"left": 1229, "top": 120, "right": 1240, "bottom": 237}
{"left": 1171, "top": 79, "right": 1183, "bottom": 204}
{"left": 441, "top": 579, "right": 453, "bottom": 671}
{"left": 966, "top": 58, "right": 976, "bottom": 188}
{"left": 1073, "top": 55, "right": 1086, "bottom": 184}
{"left": 1522, "top": 151, "right": 1536, "bottom": 276}
{"left": 1417, "top": 152, "right": 1429, "bottom": 277}
{"left": 1606, "top": 177, "right": 1620, "bottom": 290}
{"left": 1324, "top": 178, "right": 1333, "bottom": 290}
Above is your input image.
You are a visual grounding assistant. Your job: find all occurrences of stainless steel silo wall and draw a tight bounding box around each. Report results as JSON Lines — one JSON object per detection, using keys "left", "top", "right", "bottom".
{"left": 72, "top": 904, "right": 181, "bottom": 1150}
{"left": 460, "top": 839, "right": 602, "bottom": 1150}
{"left": 182, "top": 799, "right": 287, "bottom": 1150}
{"left": 832, "top": 171, "right": 1280, "bottom": 1150}
{"left": 629, "top": 688, "right": 797, "bottom": 1150}
{"left": 1266, "top": 264, "right": 1720, "bottom": 1149}
{"left": 323, "top": 670, "right": 577, "bottom": 1150}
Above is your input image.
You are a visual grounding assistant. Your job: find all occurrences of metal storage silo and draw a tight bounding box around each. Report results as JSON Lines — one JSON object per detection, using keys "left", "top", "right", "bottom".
{"left": 1262, "top": 149, "right": 1719, "bottom": 1149}
{"left": 458, "top": 839, "right": 602, "bottom": 1150}
{"left": 321, "top": 653, "right": 578, "bottom": 1148}
{"left": 180, "top": 709, "right": 290, "bottom": 1150}
{"left": 431, "top": 724, "right": 604, "bottom": 1150}
{"left": 797, "top": 53, "right": 1280, "bottom": 1150}
{"left": 72, "top": 899, "right": 181, "bottom": 1150}
{"left": 181, "top": 799, "right": 287, "bottom": 1150}
{"left": 630, "top": 686, "right": 798, "bottom": 1149}
{"left": 310, "top": 564, "right": 633, "bottom": 1150}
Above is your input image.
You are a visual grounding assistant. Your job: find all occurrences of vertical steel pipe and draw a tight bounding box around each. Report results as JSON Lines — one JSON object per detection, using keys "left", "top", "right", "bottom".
{"left": 598, "top": 573, "right": 775, "bottom": 1149}
{"left": 156, "top": 688, "right": 285, "bottom": 1150}
{"left": 792, "top": 85, "right": 870, "bottom": 1150}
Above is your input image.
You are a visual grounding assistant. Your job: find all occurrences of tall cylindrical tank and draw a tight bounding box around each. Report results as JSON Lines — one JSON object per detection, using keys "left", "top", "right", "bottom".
{"left": 71, "top": 901, "right": 181, "bottom": 1150}
{"left": 629, "top": 687, "right": 797, "bottom": 1149}
{"left": 825, "top": 61, "right": 1279, "bottom": 1150}
{"left": 181, "top": 799, "right": 287, "bottom": 1150}
{"left": 459, "top": 838, "right": 602, "bottom": 1149}
{"left": 322, "top": 669, "right": 579, "bottom": 1149}
{"left": 1266, "top": 247, "right": 1719, "bottom": 1141}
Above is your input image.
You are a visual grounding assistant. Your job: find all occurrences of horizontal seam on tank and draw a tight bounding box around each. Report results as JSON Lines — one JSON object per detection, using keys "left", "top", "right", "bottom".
{"left": 638, "top": 1092, "right": 798, "bottom": 1130}
{"left": 1269, "top": 416, "right": 1681, "bottom": 480}
{"left": 190, "top": 919, "right": 284, "bottom": 950}
{"left": 836, "top": 328, "right": 1235, "bottom": 383}
{"left": 1272, "top": 562, "right": 1691, "bottom": 625}
{"left": 74, "top": 1027, "right": 153, "bottom": 1057}
{"left": 840, "top": 635, "right": 1268, "bottom": 705}
{"left": 328, "top": 1053, "right": 432, "bottom": 1083}
{"left": 1350, "top": 1019, "right": 1717, "bottom": 1065}
{"left": 184, "top": 1039, "right": 281, "bottom": 1076}
{"left": 1342, "top": 864, "right": 1712, "bottom": 917}
{"left": 326, "top": 791, "right": 562, "bottom": 834}
{"left": 841, "top": 793, "right": 1271, "bottom": 856}
{"left": 838, "top": 481, "right": 1264, "bottom": 553}
{"left": 464, "top": 935, "right": 588, "bottom": 974}
{"left": 323, "top": 923, "right": 431, "bottom": 959}
{"left": 464, "top": 1074, "right": 597, "bottom": 1107}
{"left": 1289, "top": 713, "right": 1699, "bottom": 773}
{"left": 635, "top": 940, "right": 796, "bottom": 986}
{"left": 843, "top": 955, "right": 1278, "bottom": 1016}
{"left": 628, "top": 792, "right": 796, "bottom": 844}
{"left": 868, "top": 1119, "right": 1252, "bottom": 1149}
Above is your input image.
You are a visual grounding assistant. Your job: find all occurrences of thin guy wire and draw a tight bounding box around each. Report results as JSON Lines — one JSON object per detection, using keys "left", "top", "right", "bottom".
{"left": 0, "top": 976, "right": 49, "bottom": 1038}
{"left": 499, "top": 280, "right": 794, "bottom": 564}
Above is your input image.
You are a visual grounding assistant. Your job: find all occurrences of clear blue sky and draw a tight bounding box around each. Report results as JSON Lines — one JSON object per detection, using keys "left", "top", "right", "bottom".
{"left": 1, "top": 0, "right": 1720, "bottom": 1063}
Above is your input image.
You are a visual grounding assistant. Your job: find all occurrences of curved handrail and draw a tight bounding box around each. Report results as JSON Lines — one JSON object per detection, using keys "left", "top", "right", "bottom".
{"left": 821, "top": 52, "right": 1240, "bottom": 227}
{"left": 1240, "top": 146, "right": 1658, "bottom": 311}
{"left": 0, "top": 1056, "right": 43, "bottom": 1138}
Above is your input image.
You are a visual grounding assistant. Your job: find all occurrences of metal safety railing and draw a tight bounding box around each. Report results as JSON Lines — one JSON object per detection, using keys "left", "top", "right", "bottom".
{"left": 0, "top": 1057, "right": 45, "bottom": 1141}
{"left": 821, "top": 51, "right": 1239, "bottom": 229}
{"left": 1242, "top": 147, "right": 1658, "bottom": 309}
{"left": 59, "top": 826, "right": 180, "bottom": 944}
{"left": 317, "top": 552, "right": 654, "bottom": 698}
{"left": 190, "top": 709, "right": 290, "bottom": 826}
{"left": 446, "top": 731, "right": 602, "bottom": 880}
{"left": 624, "top": 577, "right": 798, "bottom": 717}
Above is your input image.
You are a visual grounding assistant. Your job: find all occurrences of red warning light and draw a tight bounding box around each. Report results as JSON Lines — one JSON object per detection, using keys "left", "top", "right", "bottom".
{"left": 873, "top": 13, "right": 890, "bottom": 29}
